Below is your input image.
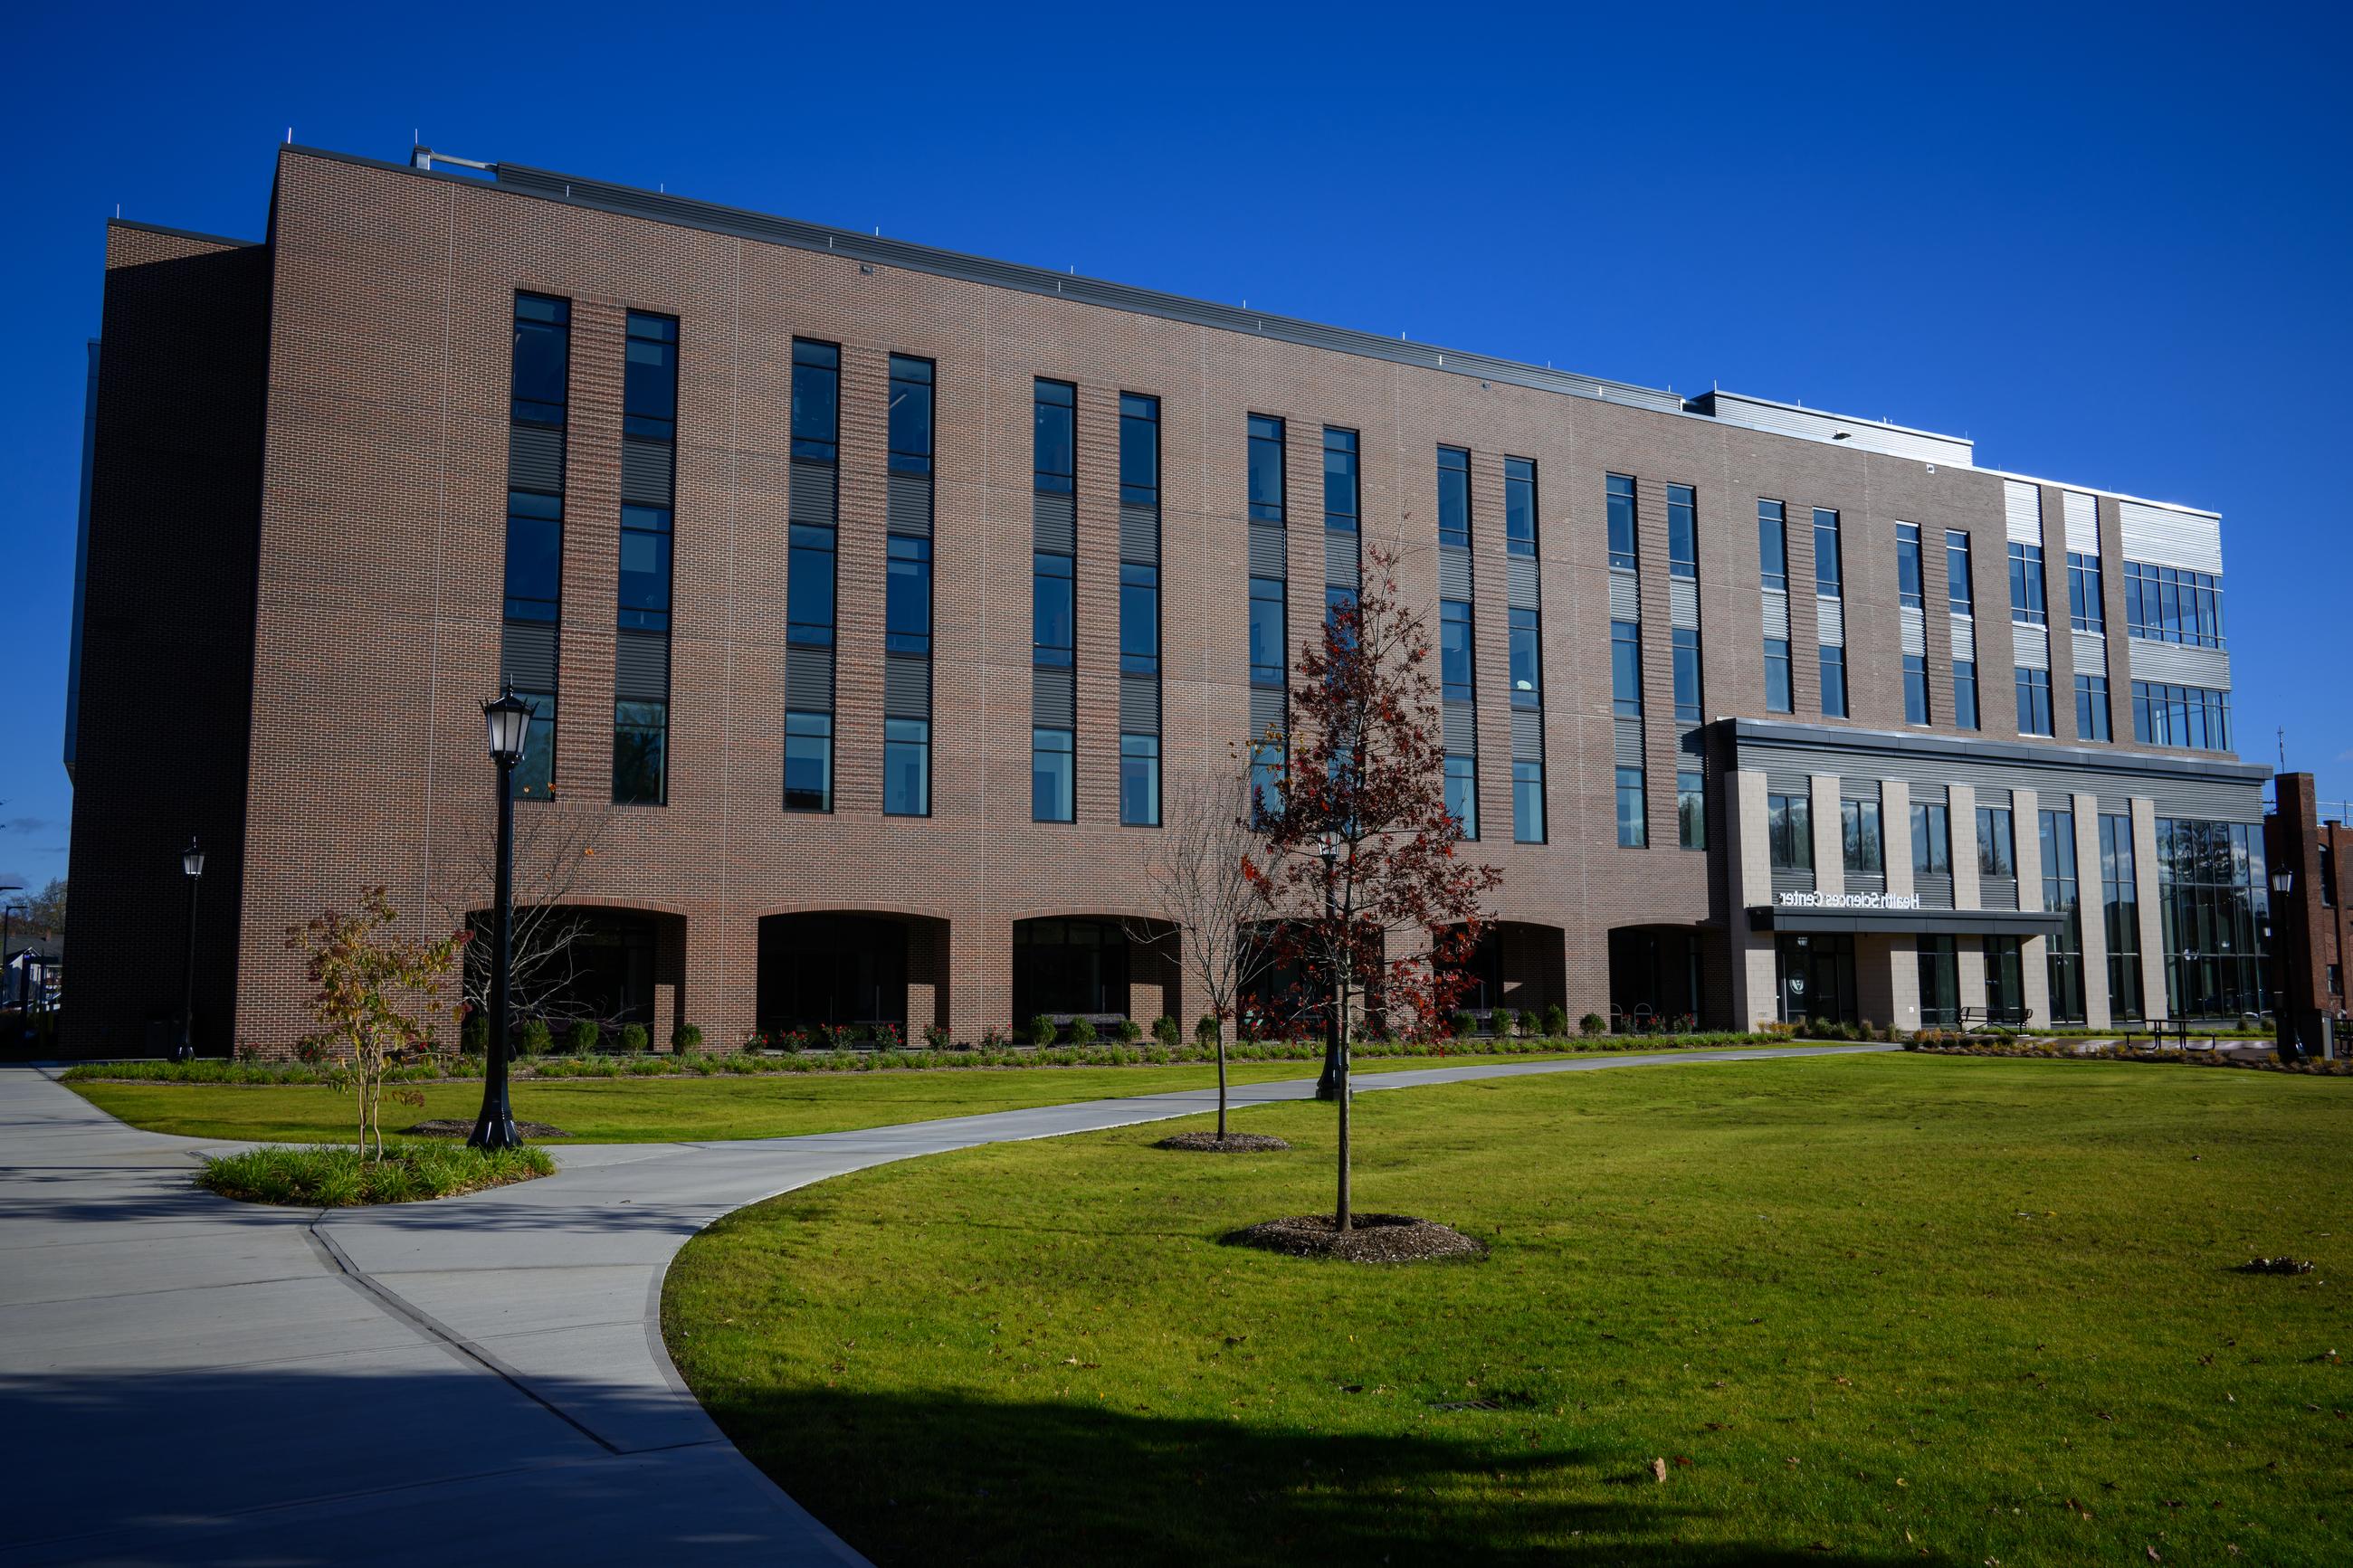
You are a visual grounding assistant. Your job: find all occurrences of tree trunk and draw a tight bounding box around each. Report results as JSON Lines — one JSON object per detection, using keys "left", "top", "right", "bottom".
{"left": 1215, "top": 1037, "right": 1228, "bottom": 1140}
{"left": 1334, "top": 987, "right": 1352, "bottom": 1232}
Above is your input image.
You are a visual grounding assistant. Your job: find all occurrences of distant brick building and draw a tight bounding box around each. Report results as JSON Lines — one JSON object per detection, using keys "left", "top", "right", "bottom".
{"left": 63, "top": 144, "right": 2270, "bottom": 1056}
{"left": 2264, "top": 773, "right": 2348, "bottom": 1048}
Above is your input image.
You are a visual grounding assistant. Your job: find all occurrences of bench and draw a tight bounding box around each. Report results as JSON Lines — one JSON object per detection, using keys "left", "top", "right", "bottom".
{"left": 1958, "top": 1004, "right": 2034, "bottom": 1031}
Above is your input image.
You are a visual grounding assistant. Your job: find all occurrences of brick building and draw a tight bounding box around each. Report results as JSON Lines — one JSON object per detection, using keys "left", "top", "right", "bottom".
{"left": 2264, "top": 773, "right": 2348, "bottom": 1049}
{"left": 63, "top": 143, "right": 2272, "bottom": 1056}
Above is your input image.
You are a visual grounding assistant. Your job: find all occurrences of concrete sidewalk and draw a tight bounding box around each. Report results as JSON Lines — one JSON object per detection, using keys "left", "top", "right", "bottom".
{"left": 0, "top": 1043, "right": 1891, "bottom": 1564}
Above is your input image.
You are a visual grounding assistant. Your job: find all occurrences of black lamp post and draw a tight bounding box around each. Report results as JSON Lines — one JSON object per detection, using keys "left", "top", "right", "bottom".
{"left": 173, "top": 838, "right": 204, "bottom": 1063}
{"left": 2271, "top": 868, "right": 2301, "bottom": 1061}
{"left": 470, "top": 687, "right": 533, "bottom": 1151}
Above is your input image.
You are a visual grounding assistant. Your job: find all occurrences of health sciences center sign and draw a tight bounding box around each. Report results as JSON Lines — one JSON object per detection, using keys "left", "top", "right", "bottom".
{"left": 1775, "top": 890, "right": 1922, "bottom": 912}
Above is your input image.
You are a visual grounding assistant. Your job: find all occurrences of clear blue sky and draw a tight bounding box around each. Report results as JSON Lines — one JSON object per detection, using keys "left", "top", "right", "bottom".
{"left": 5, "top": 1, "right": 2348, "bottom": 897}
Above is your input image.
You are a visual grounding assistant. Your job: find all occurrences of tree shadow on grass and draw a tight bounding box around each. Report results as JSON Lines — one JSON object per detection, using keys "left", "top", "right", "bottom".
{"left": 699, "top": 1380, "right": 1958, "bottom": 1568}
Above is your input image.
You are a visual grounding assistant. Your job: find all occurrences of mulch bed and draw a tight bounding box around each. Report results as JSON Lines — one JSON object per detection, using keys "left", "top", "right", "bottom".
{"left": 2234, "top": 1257, "right": 2315, "bottom": 1276}
{"left": 1156, "top": 1131, "right": 1292, "bottom": 1153}
{"left": 402, "top": 1118, "right": 572, "bottom": 1139}
{"left": 1224, "top": 1212, "right": 1487, "bottom": 1264}
{"left": 1905, "top": 1043, "right": 2352, "bottom": 1076}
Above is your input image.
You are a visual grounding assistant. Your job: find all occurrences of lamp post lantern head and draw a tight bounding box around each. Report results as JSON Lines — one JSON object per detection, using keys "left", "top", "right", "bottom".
{"left": 2272, "top": 870, "right": 2296, "bottom": 897}
{"left": 483, "top": 686, "right": 533, "bottom": 767}
{"left": 181, "top": 837, "right": 205, "bottom": 879}
{"left": 1317, "top": 829, "right": 1340, "bottom": 865}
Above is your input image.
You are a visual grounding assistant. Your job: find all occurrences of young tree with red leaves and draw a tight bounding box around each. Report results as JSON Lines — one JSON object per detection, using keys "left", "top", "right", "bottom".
{"left": 1244, "top": 548, "right": 1501, "bottom": 1231}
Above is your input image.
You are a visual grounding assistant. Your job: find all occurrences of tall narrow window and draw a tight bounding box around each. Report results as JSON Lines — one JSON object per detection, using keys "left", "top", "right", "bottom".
{"left": 1672, "top": 627, "right": 1702, "bottom": 725}
{"left": 1034, "top": 551, "right": 1074, "bottom": 666}
{"left": 1841, "top": 801, "right": 1883, "bottom": 875}
{"left": 791, "top": 339, "right": 839, "bottom": 463}
{"left": 1819, "top": 646, "right": 1847, "bottom": 718}
{"left": 2068, "top": 552, "right": 2103, "bottom": 632}
{"left": 2101, "top": 813, "right": 2142, "bottom": 1020}
{"left": 1667, "top": 484, "right": 1697, "bottom": 578}
{"left": 2015, "top": 666, "right": 2053, "bottom": 736}
{"left": 617, "top": 509, "right": 672, "bottom": 634}
{"left": 623, "top": 313, "right": 677, "bottom": 440}
{"left": 1911, "top": 803, "right": 1951, "bottom": 876}
{"left": 1677, "top": 770, "right": 1706, "bottom": 851}
{"left": 784, "top": 712, "right": 833, "bottom": 812}
{"left": 1765, "top": 639, "right": 1793, "bottom": 714}
{"left": 1896, "top": 522, "right": 1923, "bottom": 609}
{"left": 1977, "top": 806, "right": 2015, "bottom": 879}
{"left": 1323, "top": 427, "right": 1358, "bottom": 532}
{"left": 1120, "top": 564, "right": 1159, "bottom": 675}
{"left": 1249, "top": 739, "right": 1284, "bottom": 822}
{"left": 885, "top": 536, "right": 932, "bottom": 655}
{"left": 1436, "top": 445, "right": 1471, "bottom": 548}
{"left": 1510, "top": 610, "right": 1542, "bottom": 709}
{"left": 613, "top": 286, "right": 676, "bottom": 813}
{"left": 2075, "top": 673, "right": 2110, "bottom": 742}
{"left": 1445, "top": 755, "right": 1478, "bottom": 840}
{"left": 510, "top": 293, "right": 570, "bottom": 426}
{"left": 1616, "top": 766, "right": 1647, "bottom": 848}
{"left": 1120, "top": 734, "right": 1160, "bottom": 827}
{"left": 1946, "top": 530, "right": 1974, "bottom": 615}
{"left": 1611, "top": 620, "right": 1642, "bottom": 717}
{"left": 884, "top": 719, "right": 930, "bottom": 817}
{"left": 1032, "top": 728, "right": 1074, "bottom": 822}
{"left": 2008, "top": 542, "right": 2047, "bottom": 625}
{"left": 503, "top": 294, "right": 570, "bottom": 802}
{"left": 788, "top": 525, "right": 837, "bottom": 646}
{"left": 1903, "top": 655, "right": 1930, "bottom": 725}
{"left": 1249, "top": 577, "right": 1286, "bottom": 688}
{"left": 2041, "top": 809, "right": 2086, "bottom": 1023}
{"left": 1953, "top": 660, "right": 1979, "bottom": 730}
{"left": 888, "top": 355, "right": 934, "bottom": 475}
{"left": 612, "top": 698, "right": 666, "bottom": 807}
{"left": 1504, "top": 457, "right": 1537, "bottom": 556}
{"left": 1440, "top": 600, "right": 1473, "bottom": 701}
{"left": 1513, "top": 760, "right": 1545, "bottom": 843}
{"left": 1767, "top": 793, "right": 1813, "bottom": 870}
{"left": 1814, "top": 508, "right": 1842, "bottom": 596}
{"left": 1034, "top": 378, "right": 1075, "bottom": 492}
{"left": 1758, "top": 500, "right": 1788, "bottom": 592}
{"left": 1248, "top": 414, "right": 1285, "bottom": 523}
{"left": 1606, "top": 473, "right": 1637, "bottom": 571}
{"left": 1119, "top": 391, "right": 1158, "bottom": 506}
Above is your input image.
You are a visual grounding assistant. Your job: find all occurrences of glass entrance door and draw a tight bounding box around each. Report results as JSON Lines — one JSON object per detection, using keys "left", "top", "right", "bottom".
{"left": 1777, "top": 933, "right": 1856, "bottom": 1025}
{"left": 1983, "top": 936, "right": 2025, "bottom": 1023}
{"left": 1916, "top": 936, "right": 1959, "bottom": 1029}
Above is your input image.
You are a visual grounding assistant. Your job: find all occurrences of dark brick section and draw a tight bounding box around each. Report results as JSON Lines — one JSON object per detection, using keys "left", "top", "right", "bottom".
{"left": 2266, "top": 774, "right": 2352, "bottom": 1037}
{"left": 64, "top": 147, "right": 2226, "bottom": 1056}
{"left": 65, "top": 224, "right": 271, "bottom": 1057}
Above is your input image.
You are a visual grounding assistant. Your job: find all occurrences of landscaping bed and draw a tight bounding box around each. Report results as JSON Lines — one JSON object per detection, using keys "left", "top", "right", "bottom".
{"left": 195, "top": 1141, "right": 556, "bottom": 1206}
{"left": 1906, "top": 1039, "right": 2353, "bottom": 1076}
{"left": 662, "top": 1053, "right": 2349, "bottom": 1566}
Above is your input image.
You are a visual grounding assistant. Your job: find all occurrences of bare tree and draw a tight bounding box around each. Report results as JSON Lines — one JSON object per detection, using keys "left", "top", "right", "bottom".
{"left": 1127, "top": 765, "right": 1278, "bottom": 1140}
{"left": 435, "top": 805, "right": 616, "bottom": 1028}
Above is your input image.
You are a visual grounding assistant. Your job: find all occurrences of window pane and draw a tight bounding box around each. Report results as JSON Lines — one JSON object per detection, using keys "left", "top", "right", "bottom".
{"left": 1758, "top": 500, "right": 1787, "bottom": 591}
{"left": 1032, "top": 728, "right": 1074, "bottom": 822}
{"left": 1819, "top": 646, "right": 1846, "bottom": 717}
{"left": 791, "top": 341, "right": 839, "bottom": 461}
{"left": 503, "top": 499, "right": 563, "bottom": 620}
{"left": 1616, "top": 765, "right": 1646, "bottom": 848}
{"left": 510, "top": 298, "right": 570, "bottom": 423}
{"left": 1034, "top": 555, "right": 1073, "bottom": 664}
{"left": 1606, "top": 474, "right": 1636, "bottom": 571}
{"left": 1504, "top": 458, "right": 1537, "bottom": 556}
{"left": 887, "top": 536, "right": 932, "bottom": 654}
{"left": 1034, "top": 382, "right": 1074, "bottom": 491}
{"left": 1766, "top": 639, "right": 1792, "bottom": 714}
{"left": 1678, "top": 771, "right": 1706, "bottom": 851}
{"left": 1513, "top": 760, "right": 1544, "bottom": 843}
{"left": 1510, "top": 609, "right": 1540, "bottom": 708}
{"left": 617, "top": 524, "right": 672, "bottom": 628}
{"left": 1667, "top": 484, "right": 1696, "bottom": 577}
{"left": 1120, "top": 734, "right": 1160, "bottom": 826}
{"left": 1120, "top": 562, "right": 1158, "bottom": 674}
{"left": 613, "top": 699, "right": 666, "bottom": 805}
{"left": 1119, "top": 394, "right": 1158, "bottom": 504}
{"left": 1445, "top": 755, "right": 1477, "bottom": 839}
{"left": 1323, "top": 428, "right": 1358, "bottom": 530}
{"left": 1437, "top": 447, "right": 1470, "bottom": 548}
{"left": 512, "top": 691, "right": 556, "bottom": 801}
{"left": 623, "top": 324, "right": 677, "bottom": 439}
{"left": 889, "top": 356, "right": 935, "bottom": 474}
{"left": 1672, "top": 629, "right": 1702, "bottom": 725}
{"left": 1248, "top": 416, "right": 1284, "bottom": 522}
{"left": 883, "top": 717, "right": 929, "bottom": 817}
{"left": 1814, "top": 508, "right": 1842, "bottom": 594}
{"left": 784, "top": 712, "right": 832, "bottom": 812}
{"left": 1250, "top": 577, "right": 1285, "bottom": 685}
{"left": 1611, "top": 621, "right": 1641, "bottom": 716}
{"left": 1440, "top": 600, "right": 1473, "bottom": 700}
{"left": 788, "top": 528, "right": 835, "bottom": 644}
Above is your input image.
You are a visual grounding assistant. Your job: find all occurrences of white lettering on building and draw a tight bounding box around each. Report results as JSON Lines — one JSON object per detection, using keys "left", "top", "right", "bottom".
{"left": 1775, "top": 890, "right": 1923, "bottom": 912}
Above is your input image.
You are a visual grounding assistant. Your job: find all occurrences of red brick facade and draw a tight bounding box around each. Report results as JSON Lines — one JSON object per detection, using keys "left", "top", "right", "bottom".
{"left": 66, "top": 147, "right": 2233, "bottom": 1056}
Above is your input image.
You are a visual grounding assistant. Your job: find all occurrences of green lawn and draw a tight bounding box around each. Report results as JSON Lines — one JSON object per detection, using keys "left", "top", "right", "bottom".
{"left": 662, "top": 1054, "right": 2353, "bottom": 1567}
{"left": 66, "top": 1050, "right": 1630, "bottom": 1144}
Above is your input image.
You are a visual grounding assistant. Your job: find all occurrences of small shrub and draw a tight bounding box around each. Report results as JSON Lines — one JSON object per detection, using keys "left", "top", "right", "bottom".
{"left": 671, "top": 1022, "right": 702, "bottom": 1055}
{"left": 1154, "top": 1015, "right": 1182, "bottom": 1048}
{"left": 1196, "top": 1014, "right": 1222, "bottom": 1046}
{"left": 871, "top": 1022, "right": 904, "bottom": 1050}
{"left": 1540, "top": 1004, "right": 1568, "bottom": 1038}
{"left": 817, "top": 1022, "right": 856, "bottom": 1051}
{"left": 1028, "top": 1015, "right": 1057, "bottom": 1048}
{"left": 1493, "top": 1006, "right": 1519, "bottom": 1037}
{"left": 517, "top": 1020, "right": 554, "bottom": 1058}
{"left": 461, "top": 1012, "right": 489, "bottom": 1056}
{"left": 618, "top": 1022, "right": 649, "bottom": 1053}
{"left": 923, "top": 1023, "right": 953, "bottom": 1051}
{"left": 567, "top": 1020, "right": 600, "bottom": 1055}
{"left": 981, "top": 1025, "right": 1011, "bottom": 1050}
{"left": 1448, "top": 1010, "right": 1477, "bottom": 1038}
{"left": 1114, "top": 1017, "right": 1142, "bottom": 1043}
{"left": 1578, "top": 1012, "right": 1607, "bottom": 1037}
{"left": 1068, "top": 1017, "right": 1099, "bottom": 1046}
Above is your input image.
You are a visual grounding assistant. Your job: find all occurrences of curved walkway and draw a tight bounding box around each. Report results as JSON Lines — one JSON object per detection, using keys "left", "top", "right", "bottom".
{"left": 0, "top": 1044, "right": 1891, "bottom": 1565}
